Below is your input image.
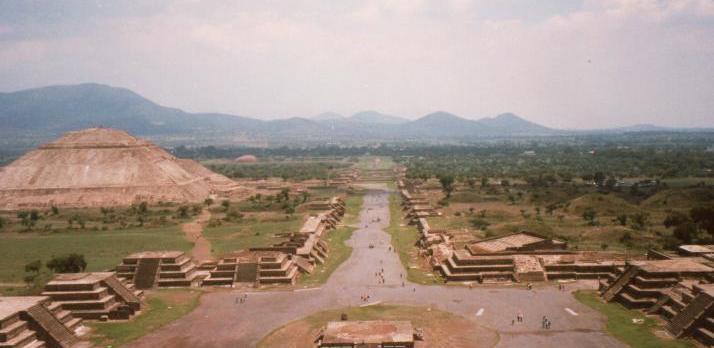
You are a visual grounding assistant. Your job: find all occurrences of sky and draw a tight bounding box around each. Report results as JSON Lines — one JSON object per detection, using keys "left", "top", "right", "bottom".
{"left": 0, "top": 0, "right": 713, "bottom": 129}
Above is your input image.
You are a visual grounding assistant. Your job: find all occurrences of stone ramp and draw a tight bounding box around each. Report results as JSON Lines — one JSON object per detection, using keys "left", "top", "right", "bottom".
{"left": 102, "top": 276, "right": 141, "bottom": 309}
{"left": 293, "top": 256, "right": 315, "bottom": 274}
{"left": 667, "top": 292, "right": 714, "bottom": 337}
{"left": 25, "top": 304, "right": 79, "bottom": 348}
{"left": 602, "top": 266, "right": 638, "bottom": 302}
{"left": 133, "top": 259, "right": 160, "bottom": 290}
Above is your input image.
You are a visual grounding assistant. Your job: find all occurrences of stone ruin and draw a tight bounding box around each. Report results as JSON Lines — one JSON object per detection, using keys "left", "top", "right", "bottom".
{"left": 600, "top": 248, "right": 714, "bottom": 346}
{"left": 203, "top": 196, "right": 347, "bottom": 286}
{"left": 0, "top": 127, "right": 239, "bottom": 210}
{"left": 317, "top": 320, "right": 415, "bottom": 348}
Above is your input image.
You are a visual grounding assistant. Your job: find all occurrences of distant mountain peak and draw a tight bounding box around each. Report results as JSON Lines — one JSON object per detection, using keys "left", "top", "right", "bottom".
{"left": 348, "top": 111, "right": 408, "bottom": 124}
{"left": 311, "top": 112, "right": 344, "bottom": 121}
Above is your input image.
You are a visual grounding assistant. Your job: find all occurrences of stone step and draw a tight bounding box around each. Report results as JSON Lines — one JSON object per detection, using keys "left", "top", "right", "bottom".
{"left": 0, "top": 329, "right": 36, "bottom": 348}
{"left": 23, "top": 340, "right": 47, "bottom": 348}
{"left": 0, "top": 320, "right": 27, "bottom": 341}
{"left": 201, "top": 278, "right": 234, "bottom": 286}
{"left": 64, "top": 318, "right": 83, "bottom": 331}
{"left": 22, "top": 340, "right": 47, "bottom": 348}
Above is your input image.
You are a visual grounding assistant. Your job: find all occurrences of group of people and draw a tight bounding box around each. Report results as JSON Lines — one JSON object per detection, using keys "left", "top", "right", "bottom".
{"left": 511, "top": 311, "right": 525, "bottom": 325}
{"left": 542, "top": 316, "right": 553, "bottom": 329}
{"left": 375, "top": 266, "right": 386, "bottom": 284}
{"left": 235, "top": 293, "right": 248, "bottom": 304}
{"left": 360, "top": 293, "right": 371, "bottom": 302}
{"left": 510, "top": 312, "right": 553, "bottom": 330}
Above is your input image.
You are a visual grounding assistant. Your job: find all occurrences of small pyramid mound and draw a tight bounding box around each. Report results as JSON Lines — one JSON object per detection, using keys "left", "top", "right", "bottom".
{"left": 235, "top": 154, "right": 258, "bottom": 163}
{"left": 0, "top": 127, "right": 237, "bottom": 209}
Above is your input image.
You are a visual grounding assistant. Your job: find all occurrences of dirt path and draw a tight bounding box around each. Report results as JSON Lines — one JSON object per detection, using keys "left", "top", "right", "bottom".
{"left": 130, "top": 186, "right": 624, "bottom": 348}
{"left": 182, "top": 209, "right": 213, "bottom": 262}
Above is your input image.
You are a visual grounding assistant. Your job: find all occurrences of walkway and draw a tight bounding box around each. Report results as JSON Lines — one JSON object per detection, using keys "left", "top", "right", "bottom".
{"left": 182, "top": 209, "right": 213, "bottom": 262}
{"left": 130, "top": 186, "right": 624, "bottom": 348}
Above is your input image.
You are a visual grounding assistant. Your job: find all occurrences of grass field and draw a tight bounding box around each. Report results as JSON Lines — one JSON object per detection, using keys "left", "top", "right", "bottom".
{"left": 203, "top": 214, "right": 303, "bottom": 258}
{"left": 0, "top": 225, "right": 191, "bottom": 291}
{"left": 386, "top": 193, "right": 442, "bottom": 285}
{"left": 299, "top": 193, "right": 363, "bottom": 286}
{"left": 89, "top": 289, "right": 202, "bottom": 347}
{"left": 575, "top": 290, "right": 694, "bottom": 348}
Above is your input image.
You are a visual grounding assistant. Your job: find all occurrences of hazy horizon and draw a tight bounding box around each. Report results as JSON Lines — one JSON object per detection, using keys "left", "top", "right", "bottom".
{"left": 1, "top": 1, "right": 713, "bottom": 129}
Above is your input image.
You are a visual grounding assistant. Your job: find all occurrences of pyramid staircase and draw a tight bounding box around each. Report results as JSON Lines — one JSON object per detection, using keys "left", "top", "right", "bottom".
{"left": 0, "top": 311, "right": 47, "bottom": 348}
{"left": 116, "top": 251, "right": 200, "bottom": 289}
{"left": 0, "top": 297, "right": 87, "bottom": 348}
{"left": 201, "top": 257, "right": 238, "bottom": 286}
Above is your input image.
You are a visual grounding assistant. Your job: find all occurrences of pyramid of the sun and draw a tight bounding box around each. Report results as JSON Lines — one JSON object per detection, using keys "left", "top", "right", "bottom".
{"left": 0, "top": 127, "right": 238, "bottom": 209}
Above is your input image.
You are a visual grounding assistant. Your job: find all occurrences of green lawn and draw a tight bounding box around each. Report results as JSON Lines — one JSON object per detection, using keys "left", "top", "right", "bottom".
{"left": 0, "top": 225, "right": 191, "bottom": 286}
{"left": 203, "top": 214, "right": 303, "bottom": 258}
{"left": 299, "top": 194, "right": 363, "bottom": 286}
{"left": 574, "top": 290, "right": 695, "bottom": 348}
{"left": 89, "top": 289, "right": 202, "bottom": 347}
{"left": 386, "top": 193, "right": 440, "bottom": 285}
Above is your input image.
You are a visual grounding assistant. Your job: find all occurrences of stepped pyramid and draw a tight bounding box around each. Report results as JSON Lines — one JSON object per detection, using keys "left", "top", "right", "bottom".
{"left": 0, "top": 127, "right": 237, "bottom": 209}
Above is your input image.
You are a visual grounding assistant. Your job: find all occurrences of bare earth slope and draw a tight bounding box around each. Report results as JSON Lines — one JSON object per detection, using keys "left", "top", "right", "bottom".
{"left": 0, "top": 127, "right": 236, "bottom": 209}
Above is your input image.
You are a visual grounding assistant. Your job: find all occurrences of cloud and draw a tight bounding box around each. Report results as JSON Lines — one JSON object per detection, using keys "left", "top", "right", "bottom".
{"left": 0, "top": 0, "right": 712, "bottom": 128}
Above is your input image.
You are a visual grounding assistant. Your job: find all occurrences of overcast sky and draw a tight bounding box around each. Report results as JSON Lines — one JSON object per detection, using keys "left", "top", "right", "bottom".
{"left": 0, "top": 0, "right": 713, "bottom": 128}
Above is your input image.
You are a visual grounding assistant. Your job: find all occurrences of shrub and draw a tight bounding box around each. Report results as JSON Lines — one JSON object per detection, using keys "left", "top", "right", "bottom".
{"left": 46, "top": 254, "right": 87, "bottom": 273}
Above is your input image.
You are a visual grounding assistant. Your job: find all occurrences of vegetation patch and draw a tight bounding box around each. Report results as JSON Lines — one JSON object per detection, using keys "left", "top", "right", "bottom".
{"left": 89, "top": 289, "right": 202, "bottom": 347}
{"left": 386, "top": 193, "right": 442, "bottom": 285}
{"left": 0, "top": 225, "right": 190, "bottom": 287}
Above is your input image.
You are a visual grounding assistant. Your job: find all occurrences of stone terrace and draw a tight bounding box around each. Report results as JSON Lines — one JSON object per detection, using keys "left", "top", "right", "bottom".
{"left": 42, "top": 272, "right": 142, "bottom": 321}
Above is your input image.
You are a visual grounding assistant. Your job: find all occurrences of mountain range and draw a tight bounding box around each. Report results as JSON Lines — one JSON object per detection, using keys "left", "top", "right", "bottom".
{"left": 0, "top": 83, "right": 705, "bottom": 146}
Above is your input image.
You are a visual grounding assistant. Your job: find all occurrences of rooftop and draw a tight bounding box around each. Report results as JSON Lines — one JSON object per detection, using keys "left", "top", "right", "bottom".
{"left": 632, "top": 259, "right": 714, "bottom": 273}
{"left": 0, "top": 296, "right": 48, "bottom": 320}
{"left": 322, "top": 320, "right": 413, "bottom": 345}
{"left": 679, "top": 245, "right": 714, "bottom": 254}
{"left": 124, "top": 251, "right": 185, "bottom": 259}
{"left": 469, "top": 232, "right": 562, "bottom": 253}
{"left": 47, "top": 272, "right": 114, "bottom": 285}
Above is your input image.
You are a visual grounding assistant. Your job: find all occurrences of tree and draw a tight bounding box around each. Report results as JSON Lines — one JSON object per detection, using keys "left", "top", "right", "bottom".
{"left": 691, "top": 205, "right": 714, "bottom": 236}
{"left": 480, "top": 177, "right": 489, "bottom": 188}
{"left": 50, "top": 206, "right": 59, "bottom": 215}
{"left": 204, "top": 198, "right": 214, "bottom": 206}
{"left": 177, "top": 205, "right": 190, "bottom": 218}
{"left": 17, "top": 210, "right": 39, "bottom": 230}
{"left": 438, "top": 175, "right": 455, "bottom": 199}
{"left": 616, "top": 214, "right": 628, "bottom": 226}
{"left": 46, "top": 254, "right": 87, "bottom": 273}
{"left": 673, "top": 221, "right": 698, "bottom": 244}
{"left": 582, "top": 208, "right": 597, "bottom": 225}
{"left": 593, "top": 172, "right": 606, "bottom": 186}
{"left": 221, "top": 200, "right": 231, "bottom": 211}
{"left": 23, "top": 260, "right": 43, "bottom": 285}
{"left": 630, "top": 212, "right": 649, "bottom": 231}
{"left": 466, "top": 177, "right": 476, "bottom": 189}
